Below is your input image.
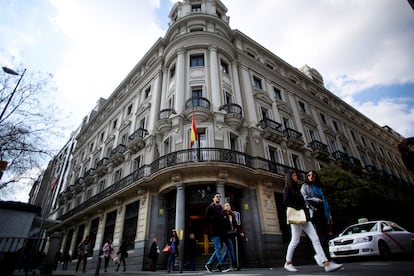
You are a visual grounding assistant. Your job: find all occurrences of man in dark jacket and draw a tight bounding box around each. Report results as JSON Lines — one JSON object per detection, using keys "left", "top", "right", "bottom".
{"left": 204, "top": 193, "right": 227, "bottom": 272}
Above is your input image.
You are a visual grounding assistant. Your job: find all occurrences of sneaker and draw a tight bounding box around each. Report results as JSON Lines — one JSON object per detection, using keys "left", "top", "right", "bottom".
{"left": 314, "top": 254, "right": 324, "bottom": 267}
{"left": 205, "top": 264, "right": 213, "bottom": 273}
{"left": 324, "top": 262, "right": 343, "bottom": 272}
{"left": 284, "top": 263, "right": 298, "bottom": 272}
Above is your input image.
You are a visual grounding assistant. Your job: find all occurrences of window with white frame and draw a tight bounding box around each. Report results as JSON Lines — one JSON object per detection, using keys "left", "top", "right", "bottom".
{"left": 132, "top": 156, "right": 141, "bottom": 171}
{"left": 98, "top": 180, "right": 106, "bottom": 193}
{"left": 274, "top": 87, "right": 282, "bottom": 100}
{"left": 290, "top": 153, "right": 303, "bottom": 170}
{"left": 268, "top": 146, "right": 281, "bottom": 163}
{"left": 190, "top": 54, "right": 204, "bottom": 67}
{"left": 220, "top": 59, "right": 229, "bottom": 74}
{"left": 253, "top": 76, "right": 262, "bottom": 89}
{"left": 113, "top": 168, "right": 122, "bottom": 183}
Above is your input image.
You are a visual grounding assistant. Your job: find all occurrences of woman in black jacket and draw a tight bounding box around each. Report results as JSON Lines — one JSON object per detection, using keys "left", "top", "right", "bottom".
{"left": 116, "top": 240, "right": 128, "bottom": 272}
{"left": 283, "top": 171, "right": 343, "bottom": 273}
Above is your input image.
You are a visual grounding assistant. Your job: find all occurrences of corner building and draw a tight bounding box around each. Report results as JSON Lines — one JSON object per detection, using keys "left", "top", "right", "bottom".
{"left": 49, "top": 0, "right": 413, "bottom": 271}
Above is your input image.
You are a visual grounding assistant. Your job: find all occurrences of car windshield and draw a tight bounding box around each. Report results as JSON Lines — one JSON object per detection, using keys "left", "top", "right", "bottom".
{"left": 342, "top": 222, "right": 377, "bottom": 235}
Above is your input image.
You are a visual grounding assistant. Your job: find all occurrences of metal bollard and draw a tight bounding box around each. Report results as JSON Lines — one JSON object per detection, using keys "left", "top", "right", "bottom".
{"left": 95, "top": 255, "right": 103, "bottom": 276}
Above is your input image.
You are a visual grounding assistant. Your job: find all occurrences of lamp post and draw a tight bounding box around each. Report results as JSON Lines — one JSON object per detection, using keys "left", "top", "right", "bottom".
{"left": 1, "top": 66, "right": 27, "bottom": 122}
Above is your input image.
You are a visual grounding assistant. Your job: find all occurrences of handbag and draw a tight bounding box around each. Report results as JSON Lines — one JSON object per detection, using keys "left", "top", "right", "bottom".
{"left": 226, "top": 229, "right": 238, "bottom": 237}
{"left": 286, "top": 207, "right": 307, "bottom": 224}
{"left": 162, "top": 244, "right": 171, "bottom": 253}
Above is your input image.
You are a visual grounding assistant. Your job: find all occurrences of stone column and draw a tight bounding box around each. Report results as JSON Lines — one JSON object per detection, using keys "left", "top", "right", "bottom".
{"left": 147, "top": 71, "right": 162, "bottom": 133}
{"left": 175, "top": 49, "right": 185, "bottom": 114}
{"left": 175, "top": 183, "right": 185, "bottom": 271}
{"left": 209, "top": 45, "right": 221, "bottom": 111}
{"left": 160, "top": 68, "right": 168, "bottom": 110}
{"left": 216, "top": 182, "right": 225, "bottom": 204}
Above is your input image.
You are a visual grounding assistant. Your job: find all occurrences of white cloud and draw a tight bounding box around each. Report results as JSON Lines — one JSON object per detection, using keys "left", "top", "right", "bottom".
{"left": 49, "top": 0, "right": 167, "bottom": 139}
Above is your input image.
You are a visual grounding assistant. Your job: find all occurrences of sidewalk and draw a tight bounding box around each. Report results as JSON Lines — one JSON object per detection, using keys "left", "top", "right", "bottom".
{"left": 13, "top": 267, "right": 279, "bottom": 276}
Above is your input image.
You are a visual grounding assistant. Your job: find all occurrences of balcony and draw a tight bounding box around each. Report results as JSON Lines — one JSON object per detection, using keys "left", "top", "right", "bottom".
{"left": 83, "top": 168, "right": 96, "bottom": 185}
{"left": 309, "top": 140, "right": 330, "bottom": 161}
{"left": 258, "top": 118, "right": 284, "bottom": 143}
{"left": 96, "top": 157, "right": 109, "bottom": 176}
{"left": 110, "top": 144, "right": 127, "bottom": 166}
{"left": 220, "top": 103, "right": 244, "bottom": 129}
{"left": 184, "top": 96, "right": 211, "bottom": 122}
{"left": 348, "top": 157, "right": 363, "bottom": 173}
{"left": 158, "top": 109, "right": 175, "bottom": 133}
{"left": 331, "top": 151, "right": 352, "bottom": 169}
{"left": 283, "top": 128, "right": 305, "bottom": 150}
{"left": 127, "top": 128, "right": 148, "bottom": 154}
{"left": 73, "top": 177, "right": 84, "bottom": 192}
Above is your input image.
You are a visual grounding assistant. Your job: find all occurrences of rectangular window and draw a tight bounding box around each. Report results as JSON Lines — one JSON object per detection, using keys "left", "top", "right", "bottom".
{"left": 190, "top": 54, "right": 204, "bottom": 67}
{"left": 86, "top": 189, "right": 92, "bottom": 200}
{"left": 139, "top": 118, "right": 146, "bottom": 129}
{"left": 191, "top": 4, "right": 201, "bottom": 12}
{"left": 103, "top": 211, "right": 117, "bottom": 245}
{"left": 333, "top": 121, "right": 339, "bottom": 131}
{"left": 100, "top": 131, "right": 105, "bottom": 142}
{"left": 192, "top": 87, "right": 203, "bottom": 107}
{"left": 113, "top": 169, "right": 122, "bottom": 183}
{"left": 113, "top": 119, "right": 118, "bottom": 130}
{"left": 75, "top": 224, "right": 86, "bottom": 256}
{"left": 220, "top": 60, "right": 229, "bottom": 74}
{"left": 170, "top": 65, "right": 175, "bottom": 79}
{"left": 89, "top": 218, "right": 99, "bottom": 253}
{"left": 269, "top": 146, "right": 281, "bottom": 163}
{"left": 127, "top": 104, "right": 133, "bottom": 115}
{"left": 122, "top": 201, "right": 139, "bottom": 250}
{"left": 253, "top": 76, "right": 262, "bottom": 89}
{"left": 98, "top": 180, "right": 105, "bottom": 193}
{"left": 299, "top": 101, "right": 306, "bottom": 113}
{"left": 224, "top": 91, "right": 232, "bottom": 104}
{"left": 132, "top": 156, "right": 141, "bottom": 171}
{"left": 291, "top": 153, "right": 302, "bottom": 170}
{"left": 274, "top": 87, "right": 282, "bottom": 100}
{"left": 320, "top": 113, "right": 327, "bottom": 124}
{"left": 145, "top": 86, "right": 151, "bottom": 98}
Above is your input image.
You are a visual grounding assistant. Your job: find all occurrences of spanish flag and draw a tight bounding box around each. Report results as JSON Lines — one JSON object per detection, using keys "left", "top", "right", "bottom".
{"left": 190, "top": 113, "right": 198, "bottom": 147}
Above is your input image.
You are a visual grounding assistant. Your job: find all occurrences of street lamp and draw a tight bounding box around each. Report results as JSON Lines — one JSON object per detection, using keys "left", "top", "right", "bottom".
{"left": 1, "top": 66, "right": 27, "bottom": 122}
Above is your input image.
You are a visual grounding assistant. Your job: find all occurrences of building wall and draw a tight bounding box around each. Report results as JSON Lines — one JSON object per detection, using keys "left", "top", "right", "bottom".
{"left": 45, "top": 0, "right": 413, "bottom": 271}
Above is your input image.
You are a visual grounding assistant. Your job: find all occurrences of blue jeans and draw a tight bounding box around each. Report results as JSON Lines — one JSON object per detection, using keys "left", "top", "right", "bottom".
{"left": 206, "top": 236, "right": 224, "bottom": 265}
{"left": 167, "top": 253, "right": 176, "bottom": 271}
{"left": 222, "top": 238, "right": 236, "bottom": 264}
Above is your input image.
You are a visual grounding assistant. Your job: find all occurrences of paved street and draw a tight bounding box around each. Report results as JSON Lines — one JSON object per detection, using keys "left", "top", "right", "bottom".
{"left": 12, "top": 260, "right": 414, "bottom": 276}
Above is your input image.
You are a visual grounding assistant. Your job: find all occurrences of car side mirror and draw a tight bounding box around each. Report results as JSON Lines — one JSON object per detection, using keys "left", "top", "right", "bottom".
{"left": 383, "top": 226, "right": 392, "bottom": 232}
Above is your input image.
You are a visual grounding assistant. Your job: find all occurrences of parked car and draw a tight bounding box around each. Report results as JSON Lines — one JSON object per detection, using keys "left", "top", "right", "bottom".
{"left": 329, "top": 220, "right": 414, "bottom": 259}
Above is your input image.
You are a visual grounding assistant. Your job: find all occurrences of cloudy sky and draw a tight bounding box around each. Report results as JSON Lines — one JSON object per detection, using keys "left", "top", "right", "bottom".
{"left": 1, "top": 0, "right": 414, "bottom": 201}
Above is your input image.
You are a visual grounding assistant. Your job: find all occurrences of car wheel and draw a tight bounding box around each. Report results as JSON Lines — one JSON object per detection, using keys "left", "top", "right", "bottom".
{"left": 378, "top": 240, "right": 391, "bottom": 258}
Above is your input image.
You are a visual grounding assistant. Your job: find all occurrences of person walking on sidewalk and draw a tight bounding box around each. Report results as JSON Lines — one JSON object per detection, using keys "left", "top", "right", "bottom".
{"left": 116, "top": 240, "right": 128, "bottom": 272}
{"left": 167, "top": 229, "right": 180, "bottom": 273}
{"left": 222, "top": 202, "right": 244, "bottom": 271}
{"left": 148, "top": 238, "right": 159, "bottom": 272}
{"left": 204, "top": 192, "right": 228, "bottom": 273}
{"left": 75, "top": 236, "right": 91, "bottom": 273}
{"left": 283, "top": 171, "right": 343, "bottom": 273}
{"left": 302, "top": 170, "right": 334, "bottom": 264}
{"left": 102, "top": 238, "right": 114, "bottom": 272}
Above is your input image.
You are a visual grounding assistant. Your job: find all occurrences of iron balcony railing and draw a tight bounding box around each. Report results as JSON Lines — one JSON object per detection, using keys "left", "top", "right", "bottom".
{"left": 258, "top": 118, "right": 283, "bottom": 131}
{"left": 220, "top": 103, "right": 243, "bottom": 116}
{"left": 58, "top": 148, "right": 306, "bottom": 221}
{"left": 185, "top": 96, "right": 210, "bottom": 109}
{"left": 159, "top": 108, "right": 176, "bottom": 119}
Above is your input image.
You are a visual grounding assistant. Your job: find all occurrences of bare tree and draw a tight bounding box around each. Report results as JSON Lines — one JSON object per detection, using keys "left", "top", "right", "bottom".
{"left": 0, "top": 63, "right": 66, "bottom": 189}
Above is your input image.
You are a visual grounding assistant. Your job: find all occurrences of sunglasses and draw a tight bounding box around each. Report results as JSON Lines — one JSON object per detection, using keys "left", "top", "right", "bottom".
{"left": 307, "top": 173, "right": 315, "bottom": 177}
